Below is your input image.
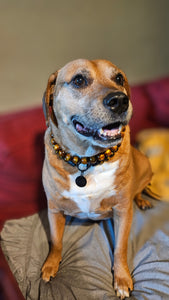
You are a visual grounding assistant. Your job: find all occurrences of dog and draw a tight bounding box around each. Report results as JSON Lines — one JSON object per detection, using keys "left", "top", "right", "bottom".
{"left": 41, "top": 59, "right": 153, "bottom": 299}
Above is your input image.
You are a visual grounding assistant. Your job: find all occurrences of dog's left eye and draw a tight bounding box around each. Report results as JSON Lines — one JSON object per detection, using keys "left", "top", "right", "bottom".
{"left": 115, "top": 73, "right": 124, "bottom": 86}
{"left": 72, "top": 74, "right": 87, "bottom": 88}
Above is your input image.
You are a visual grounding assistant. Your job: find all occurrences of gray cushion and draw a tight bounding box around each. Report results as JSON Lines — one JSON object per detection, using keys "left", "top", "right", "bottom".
{"left": 1, "top": 196, "right": 169, "bottom": 299}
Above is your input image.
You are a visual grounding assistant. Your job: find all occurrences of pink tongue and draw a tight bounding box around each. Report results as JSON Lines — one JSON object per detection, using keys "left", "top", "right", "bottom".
{"left": 76, "top": 123, "right": 87, "bottom": 133}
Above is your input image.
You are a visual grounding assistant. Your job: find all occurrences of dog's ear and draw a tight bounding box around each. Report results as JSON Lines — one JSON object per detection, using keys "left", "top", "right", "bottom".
{"left": 42, "top": 71, "right": 58, "bottom": 127}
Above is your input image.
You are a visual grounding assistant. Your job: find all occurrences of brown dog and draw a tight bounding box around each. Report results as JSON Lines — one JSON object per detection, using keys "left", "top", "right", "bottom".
{"left": 41, "top": 59, "right": 152, "bottom": 299}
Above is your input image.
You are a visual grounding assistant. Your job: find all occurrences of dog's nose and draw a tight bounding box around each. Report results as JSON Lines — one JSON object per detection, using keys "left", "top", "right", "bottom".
{"left": 103, "top": 92, "right": 129, "bottom": 114}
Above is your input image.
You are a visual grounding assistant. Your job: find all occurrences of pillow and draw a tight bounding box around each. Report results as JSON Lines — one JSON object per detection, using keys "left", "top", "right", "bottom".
{"left": 144, "top": 77, "right": 169, "bottom": 126}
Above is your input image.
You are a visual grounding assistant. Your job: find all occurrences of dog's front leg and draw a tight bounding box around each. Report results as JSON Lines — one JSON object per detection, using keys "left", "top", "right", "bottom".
{"left": 42, "top": 211, "right": 66, "bottom": 282}
{"left": 113, "top": 204, "right": 133, "bottom": 299}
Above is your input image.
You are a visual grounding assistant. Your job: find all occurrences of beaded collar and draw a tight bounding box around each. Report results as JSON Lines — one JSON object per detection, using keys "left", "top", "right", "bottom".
{"left": 50, "top": 126, "right": 125, "bottom": 187}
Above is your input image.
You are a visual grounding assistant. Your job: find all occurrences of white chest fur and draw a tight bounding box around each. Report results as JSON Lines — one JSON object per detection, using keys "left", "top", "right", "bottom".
{"left": 62, "top": 160, "right": 119, "bottom": 216}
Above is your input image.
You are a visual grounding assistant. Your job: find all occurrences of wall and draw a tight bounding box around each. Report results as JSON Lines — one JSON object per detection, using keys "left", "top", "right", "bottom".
{"left": 0, "top": 0, "right": 169, "bottom": 112}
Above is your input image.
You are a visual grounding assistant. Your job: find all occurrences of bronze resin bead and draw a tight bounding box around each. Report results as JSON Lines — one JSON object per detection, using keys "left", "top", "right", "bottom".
{"left": 58, "top": 150, "right": 65, "bottom": 158}
{"left": 90, "top": 156, "right": 97, "bottom": 164}
{"left": 72, "top": 156, "right": 79, "bottom": 164}
{"left": 53, "top": 144, "right": 60, "bottom": 151}
{"left": 112, "top": 145, "right": 118, "bottom": 152}
{"left": 81, "top": 157, "right": 88, "bottom": 164}
{"left": 97, "top": 153, "right": 105, "bottom": 161}
{"left": 105, "top": 149, "right": 112, "bottom": 157}
{"left": 51, "top": 138, "right": 56, "bottom": 145}
{"left": 64, "top": 153, "right": 71, "bottom": 161}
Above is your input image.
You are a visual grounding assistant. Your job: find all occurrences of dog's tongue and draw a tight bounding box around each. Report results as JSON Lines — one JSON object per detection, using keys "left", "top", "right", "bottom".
{"left": 76, "top": 123, "right": 87, "bottom": 133}
{"left": 75, "top": 122, "right": 93, "bottom": 136}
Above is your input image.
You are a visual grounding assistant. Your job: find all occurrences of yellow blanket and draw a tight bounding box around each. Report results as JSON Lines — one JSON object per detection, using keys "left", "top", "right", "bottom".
{"left": 136, "top": 129, "right": 169, "bottom": 201}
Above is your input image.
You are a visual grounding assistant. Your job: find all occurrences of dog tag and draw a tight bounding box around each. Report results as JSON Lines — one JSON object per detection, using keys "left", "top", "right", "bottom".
{"left": 75, "top": 175, "right": 87, "bottom": 187}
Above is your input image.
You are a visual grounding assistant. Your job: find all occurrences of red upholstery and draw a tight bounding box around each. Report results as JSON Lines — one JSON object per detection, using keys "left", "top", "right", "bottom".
{"left": 130, "top": 77, "right": 169, "bottom": 142}
{"left": 0, "top": 107, "right": 46, "bottom": 230}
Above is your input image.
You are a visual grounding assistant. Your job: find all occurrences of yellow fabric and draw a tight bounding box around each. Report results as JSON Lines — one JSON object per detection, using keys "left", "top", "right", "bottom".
{"left": 136, "top": 129, "right": 169, "bottom": 201}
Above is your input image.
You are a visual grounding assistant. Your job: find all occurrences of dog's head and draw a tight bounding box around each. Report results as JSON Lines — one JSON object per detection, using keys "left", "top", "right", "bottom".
{"left": 43, "top": 59, "right": 132, "bottom": 152}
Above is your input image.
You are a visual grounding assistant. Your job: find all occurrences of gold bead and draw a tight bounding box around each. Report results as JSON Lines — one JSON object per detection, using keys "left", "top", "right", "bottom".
{"left": 51, "top": 138, "right": 56, "bottom": 145}
{"left": 81, "top": 157, "right": 88, "bottom": 164}
{"left": 97, "top": 153, "right": 105, "bottom": 161}
{"left": 122, "top": 126, "right": 126, "bottom": 132}
{"left": 64, "top": 154, "right": 71, "bottom": 161}
{"left": 105, "top": 149, "right": 112, "bottom": 157}
{"left": 72, "top": 156, "right": 79, "bottom": 164}
{"left": 58, "top": 150, "right": 65, "bottom": 158}
{"left": 53, "top": 144, "right": 60, "bottom": 151}
{"left": 90, "top": 156, "right": 97, "bottom": 164}
{"left": 121, "top": 132, "right": 125, "bottom": 138}
{"left": 112, "top": 145, "right": 118, "bottom": 152}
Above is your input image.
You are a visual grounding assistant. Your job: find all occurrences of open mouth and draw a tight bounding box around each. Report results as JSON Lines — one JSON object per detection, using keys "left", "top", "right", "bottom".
{"left": 72, "top": 119, "right": 125, "bottom": 142}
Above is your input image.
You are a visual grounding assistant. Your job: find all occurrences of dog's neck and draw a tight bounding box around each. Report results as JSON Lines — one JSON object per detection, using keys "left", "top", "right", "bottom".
{"left": 48, "top": 123, "right": 130, "bottom": 188}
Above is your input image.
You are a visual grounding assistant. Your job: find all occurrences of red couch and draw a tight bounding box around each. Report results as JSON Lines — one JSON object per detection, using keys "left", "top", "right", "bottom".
{"left": 0, "top": 77, "right": 169, "bottom": 299}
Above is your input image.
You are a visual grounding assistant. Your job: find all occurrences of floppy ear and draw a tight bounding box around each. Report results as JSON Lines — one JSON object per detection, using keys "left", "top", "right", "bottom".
{"left": 42, "top": 71, "right": 58, "bottom": 127}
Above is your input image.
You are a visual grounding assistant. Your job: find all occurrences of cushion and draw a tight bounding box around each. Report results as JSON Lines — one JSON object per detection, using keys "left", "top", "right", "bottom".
{"left": 136, "top": 128, "right": 169, "bottom": 201}
{"left": 1, "top": 197, "right": 169, "bottom": 299}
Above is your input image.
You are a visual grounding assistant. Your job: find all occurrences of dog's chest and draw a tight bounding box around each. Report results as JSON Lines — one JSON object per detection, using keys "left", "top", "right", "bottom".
{"left": 62, "top": 160, "right": 119, "bottom": 217}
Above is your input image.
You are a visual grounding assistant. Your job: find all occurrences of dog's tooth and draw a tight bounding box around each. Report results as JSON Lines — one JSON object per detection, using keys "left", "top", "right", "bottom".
{"left": 98, "top": 128, "right": 104, "bottom": 135}
{"left": 118, "top": 124, "right": 123, "bottom": 133}
{"left": 98, "top": 127, "right": 121, "bottom": 138}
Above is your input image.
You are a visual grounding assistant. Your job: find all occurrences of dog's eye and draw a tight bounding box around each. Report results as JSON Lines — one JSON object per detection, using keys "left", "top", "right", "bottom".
{"left": 115, "top": 73, "right": 124, "bottom": 86}
{"left": 72, "top": 74, "right": 87, "bottom": 88}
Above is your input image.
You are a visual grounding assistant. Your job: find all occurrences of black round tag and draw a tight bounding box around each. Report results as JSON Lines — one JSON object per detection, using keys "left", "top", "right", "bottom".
{"left": 75, "top": 175, "right": 87, "bottom": 187}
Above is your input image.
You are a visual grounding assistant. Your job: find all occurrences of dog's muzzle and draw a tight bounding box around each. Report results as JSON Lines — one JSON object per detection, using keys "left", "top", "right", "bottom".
{"left": 71, "top": 91, "right": 129, "bottom": 144}
{"left": 103, "top": 92, "right": 129, "bottom": 114}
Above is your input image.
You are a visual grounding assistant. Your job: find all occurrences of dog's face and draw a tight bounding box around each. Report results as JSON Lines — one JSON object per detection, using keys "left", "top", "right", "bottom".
{"left": 44, "top": 59, "right": 132, "bottom": 151}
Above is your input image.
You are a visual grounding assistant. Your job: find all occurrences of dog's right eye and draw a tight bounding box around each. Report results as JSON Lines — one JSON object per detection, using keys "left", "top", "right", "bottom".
{"left": 115, "top": 73, "right": 124, "bottom": 86}
{"left": 72, "top": 74, "right": 87, "bottom": 88}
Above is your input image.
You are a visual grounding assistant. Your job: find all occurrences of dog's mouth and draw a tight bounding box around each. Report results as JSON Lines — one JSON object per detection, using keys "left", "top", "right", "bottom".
{"left": 72, "top": 118, "right": 125, "bottom": 142}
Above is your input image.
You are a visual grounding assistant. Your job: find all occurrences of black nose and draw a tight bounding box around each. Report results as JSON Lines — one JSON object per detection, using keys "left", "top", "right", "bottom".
{"left": 103, "top": 92, "right": 129, "bottom": 114}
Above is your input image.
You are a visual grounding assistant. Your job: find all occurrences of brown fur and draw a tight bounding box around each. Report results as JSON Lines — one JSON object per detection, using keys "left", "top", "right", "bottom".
{"left": 41, "top": 59, "right": 152, "bottom": 299}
